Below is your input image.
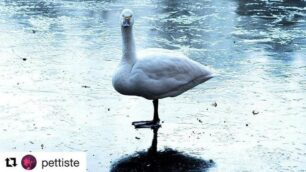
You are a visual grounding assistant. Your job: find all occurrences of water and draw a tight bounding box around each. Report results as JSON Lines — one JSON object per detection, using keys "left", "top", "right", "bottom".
{"left": 0, "top": 0, "right": 305, "bottom": 171}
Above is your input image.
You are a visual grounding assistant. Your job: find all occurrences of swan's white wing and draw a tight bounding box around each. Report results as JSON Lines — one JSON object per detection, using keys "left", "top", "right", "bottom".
{"left": 130, "top": 49, "right": 212, "bottom": 99}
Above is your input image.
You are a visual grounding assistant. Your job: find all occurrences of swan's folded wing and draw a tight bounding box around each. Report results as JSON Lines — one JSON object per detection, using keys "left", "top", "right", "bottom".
{"left": 130, "top": 54, "right": 212, "bottom": 98}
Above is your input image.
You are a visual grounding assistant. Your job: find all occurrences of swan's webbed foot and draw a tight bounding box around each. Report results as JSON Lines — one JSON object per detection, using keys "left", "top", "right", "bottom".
{"left": 132, "top": 120, "right": 161, "bottom": 129}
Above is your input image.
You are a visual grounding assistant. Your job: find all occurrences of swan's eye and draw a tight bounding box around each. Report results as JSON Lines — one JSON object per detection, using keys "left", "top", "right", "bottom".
{"left": 124, "top": 16, "right": 132, "bottom": 20}
{"left": 122, "top": 14, "right": 132, "bottom": 18}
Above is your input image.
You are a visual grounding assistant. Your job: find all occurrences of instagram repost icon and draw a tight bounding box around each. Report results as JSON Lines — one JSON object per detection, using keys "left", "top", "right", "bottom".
{"left": 21, "top": 154, "right": 37, "bottom": 170}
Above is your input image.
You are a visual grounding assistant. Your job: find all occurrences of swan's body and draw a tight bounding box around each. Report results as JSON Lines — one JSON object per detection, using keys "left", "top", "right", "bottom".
{"left": 112, "top": 9, "right": 213, "bottom": 128}
{"left": 113, "top": 48, "right": 213, "bottom": 99}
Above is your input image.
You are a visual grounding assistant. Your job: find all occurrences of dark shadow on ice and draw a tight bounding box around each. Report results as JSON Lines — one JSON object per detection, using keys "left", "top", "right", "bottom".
{"left": 111, "top": 128, "right": 214, "bottom": 172}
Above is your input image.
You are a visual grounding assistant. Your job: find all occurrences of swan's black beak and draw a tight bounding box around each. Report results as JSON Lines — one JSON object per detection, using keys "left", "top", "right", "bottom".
{"left": 122, "top": 17, "right": 131, "bottom": 28}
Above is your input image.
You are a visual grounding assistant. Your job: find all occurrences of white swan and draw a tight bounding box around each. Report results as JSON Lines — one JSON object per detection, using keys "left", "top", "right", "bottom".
{"left": 112, "top": 9, "right": 213, "bottom": 128}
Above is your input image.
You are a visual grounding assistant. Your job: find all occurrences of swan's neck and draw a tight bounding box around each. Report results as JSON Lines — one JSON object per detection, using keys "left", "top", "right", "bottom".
{"left": 121, "top": 27, "right": 136, "bottom": 64}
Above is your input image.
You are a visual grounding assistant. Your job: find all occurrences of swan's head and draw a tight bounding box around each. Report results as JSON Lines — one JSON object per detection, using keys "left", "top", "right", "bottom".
{"left": 120, "top": 9, "right": 134, "bottom": 28}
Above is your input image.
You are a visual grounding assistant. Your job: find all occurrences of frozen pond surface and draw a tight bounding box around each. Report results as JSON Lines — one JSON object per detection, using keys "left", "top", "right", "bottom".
{"left": 0, "top": 0, "right": 306, "bottom": 171}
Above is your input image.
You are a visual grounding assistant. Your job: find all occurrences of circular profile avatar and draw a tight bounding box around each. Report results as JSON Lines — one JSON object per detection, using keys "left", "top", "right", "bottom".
{"left": 21, "top": 154, "right": 37, "bottom": 170}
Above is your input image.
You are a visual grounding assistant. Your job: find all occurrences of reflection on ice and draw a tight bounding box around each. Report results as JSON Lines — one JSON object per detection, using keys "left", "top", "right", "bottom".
{"left": 111, "top": 128, "right": 214, "bottom": 172}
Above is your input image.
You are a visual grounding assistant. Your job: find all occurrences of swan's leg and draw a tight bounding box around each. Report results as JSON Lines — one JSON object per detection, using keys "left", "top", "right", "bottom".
{"left": 153, "top": 99, "right": 160, "bottom": 122}
{"left": 132, "top": 99, "right": 161, "bottom": 129}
